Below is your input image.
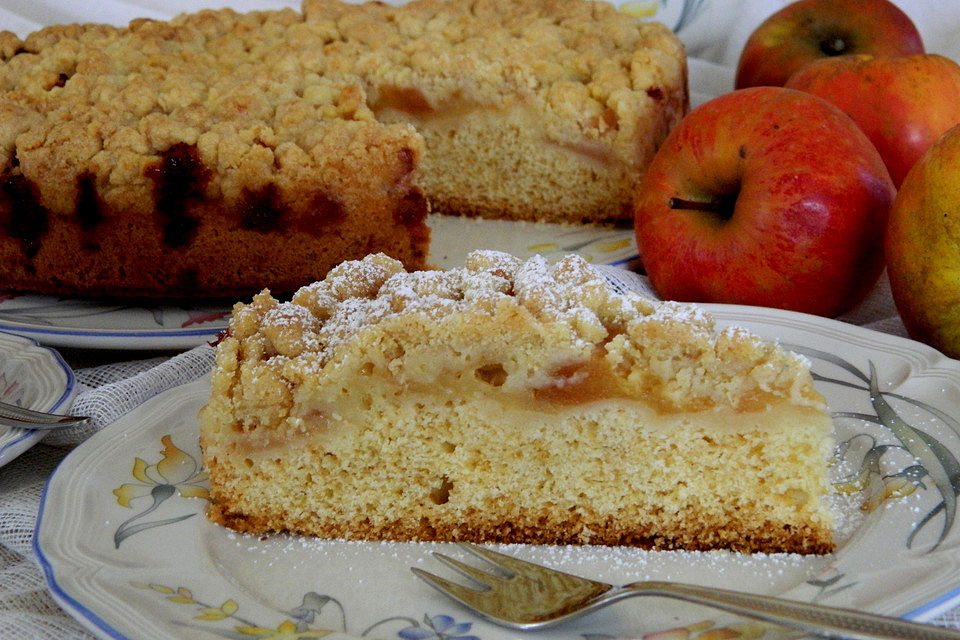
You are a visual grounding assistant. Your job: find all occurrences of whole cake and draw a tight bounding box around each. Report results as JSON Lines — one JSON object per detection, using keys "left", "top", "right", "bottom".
{"left": 199, "top": 251, "right": 836, "bottom": 554}
{"left": 0, "top": 0, "right": 686, "bottom": 298}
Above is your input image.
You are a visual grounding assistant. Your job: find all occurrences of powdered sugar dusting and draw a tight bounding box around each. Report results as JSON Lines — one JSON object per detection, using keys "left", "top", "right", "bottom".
{"left": 212, "top": 522, "right": 850, "bottom": 607}
{"left": 262, "top": 250, "right": 778, "bottom": 367}
{"left": 222, "top": 250, "right": 826, "bottom": 414}
{"left": 278, "top": 250, "right": 670, "bottom": 363}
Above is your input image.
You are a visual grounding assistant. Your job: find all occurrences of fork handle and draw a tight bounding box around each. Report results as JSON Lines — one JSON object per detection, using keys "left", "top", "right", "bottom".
{"left": 617, "top": 581, "right": 960, "bottom": 640}
{"left": 0, "top": 415, "right": 88, "bottom": 430}
{"left": 0, "top": 401, "right": 89, "bottom": 430}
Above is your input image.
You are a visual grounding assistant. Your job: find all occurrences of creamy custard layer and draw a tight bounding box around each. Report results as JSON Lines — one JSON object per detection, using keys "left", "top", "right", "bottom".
{"left": 225, "top": 361, "right": 828, "bottom": 454}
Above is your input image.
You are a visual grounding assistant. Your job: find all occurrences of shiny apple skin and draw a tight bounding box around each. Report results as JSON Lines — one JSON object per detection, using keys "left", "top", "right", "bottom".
{"left": 634, "top": 87, "right": 895, "bottom": 318}
{"left": 886, "top": 124, "right": 960, "bottom": 358}
{"left": 787, "top": 54, "right": 960, "bottom": 187}
{"left": 735, "top": 0, "right": 923, "bottom": 89}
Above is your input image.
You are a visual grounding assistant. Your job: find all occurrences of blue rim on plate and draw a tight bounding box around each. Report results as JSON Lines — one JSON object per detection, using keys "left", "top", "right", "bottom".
{"left": 0, "top": 322, "right": 226, "bottom": 346}
{"left": 0, "top": 294, "right": 232, "bottom": 351}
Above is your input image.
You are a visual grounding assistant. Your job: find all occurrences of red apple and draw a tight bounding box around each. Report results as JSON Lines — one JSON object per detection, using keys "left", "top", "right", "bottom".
{"left": 633, "top": 87, "right": 895, "bottom": 318}
{"left": 786, "top": 54, "right": 960, "bottom": 187}
{"left": 735, "top": 0, "right": 923, "bottom": 89}
{"left": 886, "top": 124, "right": 960, "bottom": 358}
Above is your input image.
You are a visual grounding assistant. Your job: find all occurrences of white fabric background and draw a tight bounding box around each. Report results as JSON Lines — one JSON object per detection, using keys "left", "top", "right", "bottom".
{"left": 0, "top": 0, "right": 956, "bottom": 63}
{"left": 673, "top": 1, "right": 960, "bottom": 69}
{"left": 0, "top": 1, "right": 958, "bottom": 638}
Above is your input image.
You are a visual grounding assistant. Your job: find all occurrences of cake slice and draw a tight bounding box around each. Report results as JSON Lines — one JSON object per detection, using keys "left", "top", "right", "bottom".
{"left": 199, "top": 251, "right": 835, "bottom": 554}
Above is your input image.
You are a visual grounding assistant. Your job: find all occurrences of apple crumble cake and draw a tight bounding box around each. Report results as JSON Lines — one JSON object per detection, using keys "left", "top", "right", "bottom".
{"left": 0, "top": 0, "right": 685, "bottom": 297}
{"left": 199, "top": 251, "right": 836, "bottom": 554}
{"left": 0, "top": 6, "right": 429, "bottom": 297}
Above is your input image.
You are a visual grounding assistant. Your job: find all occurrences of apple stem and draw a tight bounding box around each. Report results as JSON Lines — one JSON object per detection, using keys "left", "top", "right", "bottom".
{"left": 668, "top": 197, "right": 723, "bottom": 213}
{"left": 820, "top": 36, "right": 848, "bottom": 56}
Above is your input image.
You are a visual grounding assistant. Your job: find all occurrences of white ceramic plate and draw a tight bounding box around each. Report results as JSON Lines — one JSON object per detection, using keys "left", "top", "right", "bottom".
{"left": 35, "top": 306, "right": 960, "bottom": 640}
{"left": 0, "top": 217, "right": 638, "bottom": 351}
{"left": 0, "top": 331, "right": 77, "bottom": 467}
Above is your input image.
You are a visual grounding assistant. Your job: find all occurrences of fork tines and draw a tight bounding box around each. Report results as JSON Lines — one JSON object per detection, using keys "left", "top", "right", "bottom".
{"left": 411, "top": 543, "right": 613, "bottom": 629}
{"left": 412, "top": 544, "right": 524, "bottom": 603}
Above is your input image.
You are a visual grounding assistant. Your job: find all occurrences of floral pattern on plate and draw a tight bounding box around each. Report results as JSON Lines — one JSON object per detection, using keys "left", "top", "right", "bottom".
{"left": 98, "top": 344, "right": 960, "bottom": 640}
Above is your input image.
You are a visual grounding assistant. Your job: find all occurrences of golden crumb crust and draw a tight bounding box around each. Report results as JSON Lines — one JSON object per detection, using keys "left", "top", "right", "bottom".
{"left": 200, "top": 252, "right": 836, "bottom": 554}
{"left": 213, "top": 251, "right": 823, "bottom": 412}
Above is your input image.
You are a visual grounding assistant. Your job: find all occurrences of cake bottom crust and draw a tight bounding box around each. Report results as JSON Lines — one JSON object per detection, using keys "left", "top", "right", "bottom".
{"left": 207, "top": 503, "right": 834, "bottom": 555}
{"left": 0, "top": 194, "right": 430, "bottom": 298}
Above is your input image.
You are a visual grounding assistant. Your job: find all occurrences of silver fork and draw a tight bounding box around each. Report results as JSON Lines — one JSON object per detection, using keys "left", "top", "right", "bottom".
{"left": 412, "top": 543, "right": 960, "bottom": 640}
{"left": 0, "top": 400, "right": 89, "bottom": 430}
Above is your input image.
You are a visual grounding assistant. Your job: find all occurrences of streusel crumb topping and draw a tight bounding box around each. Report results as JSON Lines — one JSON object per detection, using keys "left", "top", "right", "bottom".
{"left": 222, "top": 251, "right": 823, "bottom": 412}
{"left": 0, "top": 6, "right": 416, "bottom": 219}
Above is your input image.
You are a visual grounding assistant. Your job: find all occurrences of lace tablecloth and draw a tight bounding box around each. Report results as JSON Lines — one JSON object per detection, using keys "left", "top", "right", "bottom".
{"left": 1, "top": 1, "right": 959, "bottom": 638}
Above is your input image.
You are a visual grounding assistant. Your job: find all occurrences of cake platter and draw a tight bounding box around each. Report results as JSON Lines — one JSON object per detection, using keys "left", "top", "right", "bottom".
{"left": 0, "top": 295, "right": 235, "bottom": 351}
{"left": 0, "top": 330, "right": 78, "bottom": 467}
{"left": 34, "top": 306, "right": 960, "bottom": 640}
